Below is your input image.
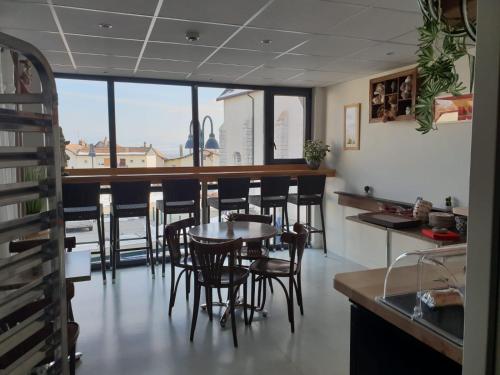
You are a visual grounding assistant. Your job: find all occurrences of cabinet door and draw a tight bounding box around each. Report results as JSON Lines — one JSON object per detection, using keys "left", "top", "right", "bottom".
{"left": 390, "top": 232, "right": 438, "bottom": 263}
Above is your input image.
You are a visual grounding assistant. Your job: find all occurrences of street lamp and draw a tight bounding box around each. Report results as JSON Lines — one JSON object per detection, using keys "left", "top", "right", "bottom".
{"left": 184, "top": 116, "right": 219, "bottom": 166}
{"left": 88, "top": 143, "right": 96, "bottom": 168}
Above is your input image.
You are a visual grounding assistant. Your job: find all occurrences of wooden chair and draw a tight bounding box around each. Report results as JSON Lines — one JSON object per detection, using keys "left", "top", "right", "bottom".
{"left": 207, "top": 177, "right": 250, "bottom": 222}
{"left": 164, "top": 217, "right": 196, "bottom": 315}
{"left": 249, "top": 223, "right": 308, "bottom": 333}
{"left": 189, "top": 238, "right": 248, "bottom": 347}
{"left": 230, "top": 213, "right": 272, "bottom": 261}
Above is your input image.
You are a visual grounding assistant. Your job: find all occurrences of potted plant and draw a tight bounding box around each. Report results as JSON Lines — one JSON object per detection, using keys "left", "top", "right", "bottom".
{"left": 303, "top": 140, "right": 331, "bottom": 170}
{"left": 224, "top": 212, "right": 238, "bottom": 235}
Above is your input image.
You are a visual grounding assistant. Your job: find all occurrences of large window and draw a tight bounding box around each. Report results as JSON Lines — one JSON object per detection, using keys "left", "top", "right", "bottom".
{"left": 198, "top": 87, "right": 265, "bottom": 166}
{"left": 115, "top": 82, "right": 192, "bottom": 168}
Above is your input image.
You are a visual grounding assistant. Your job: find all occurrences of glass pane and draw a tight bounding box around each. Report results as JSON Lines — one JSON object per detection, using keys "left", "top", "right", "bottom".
{"left": 273, "top": 95, "right": 306, "bottom": 160}
{"left": 198, "top": 87, "right": 264, "bottom": 166}
{"left": 57, "top": 78, "right": 109, "bottom": 169}
{"left": 115, "top": 82, "right": 192, "bottom": 168}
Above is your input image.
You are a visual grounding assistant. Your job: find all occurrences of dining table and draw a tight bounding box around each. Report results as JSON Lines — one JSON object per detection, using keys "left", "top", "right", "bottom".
{"left": 188, "top": 221, "right": 277, "bottom": 326}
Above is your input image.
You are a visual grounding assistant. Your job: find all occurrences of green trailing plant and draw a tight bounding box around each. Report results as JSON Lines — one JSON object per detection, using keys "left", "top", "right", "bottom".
{"left": 23, "top": 167, "right": 45, "bottom": 215}
{"left": 303, "top": 140, "right": 331, "bottom": 164}
{"left": 416, "top": 10, "right": 474, "bottom": 134}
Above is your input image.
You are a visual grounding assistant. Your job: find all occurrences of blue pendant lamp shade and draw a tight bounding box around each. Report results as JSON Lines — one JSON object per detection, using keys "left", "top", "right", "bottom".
{"left": 204, "top": 132, "right": 219, "bottom": 149}
{"left": 185, "top": 134, "right": 194, "bottom": 149}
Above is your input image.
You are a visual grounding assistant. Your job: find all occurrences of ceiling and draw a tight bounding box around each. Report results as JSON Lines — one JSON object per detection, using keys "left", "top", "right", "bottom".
{"left": 0, "top": 0, "right": 422, "bottom": 87}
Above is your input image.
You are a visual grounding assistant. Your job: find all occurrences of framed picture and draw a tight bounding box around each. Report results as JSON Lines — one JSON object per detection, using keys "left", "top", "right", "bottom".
{"left": 344, "top": 103, "right": 361, "bottom": 150}
{"left": 434, "top": 94, "right": 473, "bottom": 124}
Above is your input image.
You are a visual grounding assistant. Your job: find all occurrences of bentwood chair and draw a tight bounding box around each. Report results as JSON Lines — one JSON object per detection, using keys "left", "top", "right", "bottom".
{"left": 231, "top": 213, "right": 273, "bottom": 262}
{"left": 248, "top": 176, "right": 290, "bottom": 234}
{"left": 110, "top": 181, "right": 154, "bottom": 281}
{"left": 249, "top": 223, "right": 308, "bottom": 333}
{"left": 207, "top": 177, "right": 250, "bottom": 222}
{"left": 156, "top": 179, "right": 200, "bottom": 261}
{"left": 189, "top": 238, "right": 249, "bottom": 347}
{"left": 164, "top": 217, "right": 196, "bottom": 315}
{"left": 62, "top": 183, "right": 107, "bottom": 282}
{"left": 288, "top": 175, "right": 327, "bottom": 254}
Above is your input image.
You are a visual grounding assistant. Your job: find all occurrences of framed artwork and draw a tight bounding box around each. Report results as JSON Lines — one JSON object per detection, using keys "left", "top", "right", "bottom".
{"left": 344, "top": 103, "right": 361, "bottom": 150}
{"left": 434, "top": 94, "right": 473, "bottom": 124}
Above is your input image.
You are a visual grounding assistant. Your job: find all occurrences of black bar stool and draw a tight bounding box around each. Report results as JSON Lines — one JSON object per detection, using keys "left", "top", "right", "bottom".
{"left": 110, "top": 181, "right": 154, "bottom": 281}
{"left": 207, "top": 177, "right": 250, "bottom": 222}
{"left": 288, "top": 175, "right": 327, "bottom": 254}
{"left": 156, "top": 178, "right": 200, "bottom": 266}
{"left": 249, "top": 176, "right": 290, "bottom": 235}
{"left": 62, "top": 183, "right": 106, "bottom": 282}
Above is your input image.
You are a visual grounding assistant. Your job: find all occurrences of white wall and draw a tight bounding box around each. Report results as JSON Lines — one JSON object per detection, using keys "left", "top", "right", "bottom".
{"left": 318, "top": 58, "right": 473, "bottom": 260}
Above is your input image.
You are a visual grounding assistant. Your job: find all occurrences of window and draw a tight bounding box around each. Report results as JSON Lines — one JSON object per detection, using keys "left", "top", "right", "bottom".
{"left": 197, "top": 87, "right": 264, "bottom": 166}
{"left": 57, "top": 78, "right": 109, "bottom": 170}
{"left": 114, "top": 82, "right": 192, "bottom": 168}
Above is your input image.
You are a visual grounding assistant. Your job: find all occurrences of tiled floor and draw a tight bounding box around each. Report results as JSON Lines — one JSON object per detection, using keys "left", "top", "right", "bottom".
{"left": 72, "top": 249, "right": 363, "bottom": 375}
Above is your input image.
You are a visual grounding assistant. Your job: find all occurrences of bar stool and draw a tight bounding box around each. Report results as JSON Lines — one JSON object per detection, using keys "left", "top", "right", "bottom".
{"left": 249, "top": 176, "right": 290, "bottom": 235}
{"left": 110, "top": 181, "right": 154, "bottom": 281}
{"left": 62, "top": 183, "right": 107, "bottom": 282}
{"left": 156, "top": 178, "right": 200, "bottom": 266}
{"left": 288, "top": 175, "right": 327, "bottom": 254}
{"left": 207, "top": 177, "right": 250, "bottom": 222}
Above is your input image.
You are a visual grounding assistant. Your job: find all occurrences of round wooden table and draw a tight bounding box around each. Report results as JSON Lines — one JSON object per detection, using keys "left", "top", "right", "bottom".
{"left": 189, "top": 221, "right": 277, "bottom": 242}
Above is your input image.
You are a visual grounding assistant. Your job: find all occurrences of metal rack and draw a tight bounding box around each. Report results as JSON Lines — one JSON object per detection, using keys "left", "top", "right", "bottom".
{"left": 0, "top": 32, "right": 68, "bottom": 374}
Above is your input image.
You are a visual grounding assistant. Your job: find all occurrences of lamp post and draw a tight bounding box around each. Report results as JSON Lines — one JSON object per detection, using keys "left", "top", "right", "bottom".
{"left": 185, "top": 115, "right": 219, "bottom": 166}
{"left": 88, "top": 143, "right": 96, "bottom": 168}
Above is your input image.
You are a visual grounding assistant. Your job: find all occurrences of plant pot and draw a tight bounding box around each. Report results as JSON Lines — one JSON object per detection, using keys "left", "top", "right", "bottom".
{"left": 227, "top": 221, "right": 234, "bottom": 236}
{"left": 306, "top": 159, "right": 321, "bottom": 170}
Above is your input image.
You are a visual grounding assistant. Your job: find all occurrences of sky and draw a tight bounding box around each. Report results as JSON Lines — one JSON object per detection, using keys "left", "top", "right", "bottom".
{"left": 57, "top": 78, "right": 224, "bottom": 158}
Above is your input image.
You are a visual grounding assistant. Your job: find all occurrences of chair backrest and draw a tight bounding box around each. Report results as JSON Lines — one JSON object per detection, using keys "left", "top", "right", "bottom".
{"left": 281, "top": 223, "right": 308, "bottom": 274}
{"left": 218, "top": 177, "right": 250, "bottom": 200}
{"left": 260, "top": 176, "right": 290, "bottom": 199}
{"left": 297, "top": 175, "right": 326, "bottom": 198}
{"left": 165, "top": 217, "right": 196, "bottom": 265}
{"left": 230, "top": 213, "right": 272, "bottom": 224}
{"left": 189, "top": 238, "right": 243, "bottom": 286}
{"left": 63, "top": 183, "right": 100, "bottom": 208}
{"left": 111, "top": 181, "right": 150, "bottom": 206}
{"left": 162, "top": 179, "right": 200, "bottom": 204}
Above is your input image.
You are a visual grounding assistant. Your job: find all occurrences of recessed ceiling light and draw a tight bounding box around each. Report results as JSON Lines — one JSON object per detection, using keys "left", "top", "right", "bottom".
{"left": 386, "top": 51, "right": 395, "bottom": 56}
{"left": 260, "top": 39, "right": 272, "bottom": 45}
{"left": 186, "top": 31, "right": 200, "bottom": 42}
{"left": 98, "top": 23, "right": 113, "bottom": 29}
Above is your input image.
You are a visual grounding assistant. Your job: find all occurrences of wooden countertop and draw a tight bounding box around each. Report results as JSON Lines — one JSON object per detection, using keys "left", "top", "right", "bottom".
{"left": 62, "top": 165, "right": 336, "bottom": 184}
{"left": 345, "top": 215, "right": 466, "bottom": 246}
{"left": 334, "top": 268, "right": 463, "bottom": 364}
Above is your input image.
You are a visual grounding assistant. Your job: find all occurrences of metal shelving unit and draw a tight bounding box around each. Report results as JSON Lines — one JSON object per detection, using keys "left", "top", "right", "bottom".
{"left": 0, "top": 32, "right": 68, "bottom": 374}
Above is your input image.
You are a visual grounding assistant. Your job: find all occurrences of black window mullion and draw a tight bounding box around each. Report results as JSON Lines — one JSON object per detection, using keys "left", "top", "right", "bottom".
{"left": 191, "top": 85, "right": 200, "bottom": 167}
{"left": 107, "top": 80, "right": 117, "bottom": 168}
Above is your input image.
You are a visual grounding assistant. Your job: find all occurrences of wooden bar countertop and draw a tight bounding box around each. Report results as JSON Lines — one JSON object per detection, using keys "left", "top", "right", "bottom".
{"left": 62, "top": 164, "right": 336, "bottom": 184}
{"left": 334, "top": 268, "right": 463, "bottom": 364}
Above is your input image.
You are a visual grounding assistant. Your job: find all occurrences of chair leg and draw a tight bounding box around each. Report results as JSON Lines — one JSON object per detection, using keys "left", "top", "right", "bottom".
{"left": 289, "top": 276, "right": 295, "bottom": 333}
{"left": 268, "top": 277, "right": 274, "bottom": 294}
{"left": 297, "top": 202, "right": 300, "bottom": 225}
{"left": 168, "top": 266, "right": 176, "bottom": 316}
{"left": 111, "top": 214, "right": 116, "bottom": 282}
{"left": 186, "top": 270, "right": 191, "bottom": 299}
{"left": 69, "top": 345, "right": 76, "bottom": 375}
{"left": 205, "top": 286, "right": 213, "bottom": 321}
{"left": 146, "top": 214, "right": 155, "bottom": 278}
{"left": 162, "top": 232, "right": 167, "bottom": 278}
{"left": 218, "top": 209, "right": 222, "bottom": 223}
{"left": 297, "top": 273, "right": 304, "bottom": 315}
{"left": 68, "top": 300, "right": 74, "bottom": 322}
{"left": 285, "top": 204, "right": 290, "bottom": 232}
{"left": 243, "top": 281, "right": 248, "bottom": 325}
{"left": 249, "top": 273, "right": 256, "bottom": 324}
{"left": 230, "top": 286, "right": 238, "bottom": 347}
{"left": 319, "top": 202, "right": 327, "bottom": 255}
{"left": 96, "top": 215, "right": 106, "bottom": 283}
{"left": 155, "top": 207, "right": 159, "bottom": 261}
{"left": 190, "top": 283, "right": 201, "bottom": 342}
{"left": 217, "top": 288, "right": 223, "bottom": 304}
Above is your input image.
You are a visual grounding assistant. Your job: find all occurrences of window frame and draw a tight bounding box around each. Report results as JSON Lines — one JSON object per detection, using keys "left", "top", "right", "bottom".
{"left": 55, "top": 73, "right": 312, "bottom": 167}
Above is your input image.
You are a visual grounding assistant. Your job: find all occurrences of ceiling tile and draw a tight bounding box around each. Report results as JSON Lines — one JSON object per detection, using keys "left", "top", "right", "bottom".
{"left": 42, "top": 50, "right": 72, "bottom": 66}
{"left": 349, "top": 42, "right": 417, "bottom": 63}
{"left": 0, "top": 29, "right": 65, "bottom": 51}
{"left": 133, "top": 70, "right": 189, "bottom": 80}
{"left": 322, "top": 0, "right": 375, "bottom": 5}
{"left": 226, "top": 28, "right": 310, "bottom": 53}
{"left": 268, "top": 54, "right": 334, "bottom": 70}
{"left": 73, "top": 53, "right": 137, "bottom": 69}
{"left": 144, "top": 42, "right": 215, "bottom": 62}
{"left": 56, "top": 7, "right": 150, "bottom": 39}
{"left": 208, "top": 48, "right": 278, "bottom": 66}
{"left": 0, "top": 2, "right": 56, "bottom": 32}
{"left": 293, "top": 35, "right": 376, "bottom": 57}
{"left": 318, "top": 57, "right": 404, "bottom": 73}
{"left": 249, "top": 0, "right": 365, "bottom": 34}
{"left": 187, "top": 74, "right": 235, "bottom": 84}
{"left": 247, "top": 66, "right": 304, "bottom": 80}
{"left": 372, "top": 0, "right": 420, "bottom": 13}
{"left": 66, "top": 34, "right": 143, "bottom": 55}
{"left": 295, "top": 70, "right": 352, "bottom": 82}
{"left": 329, "top": 7, "right": 423, "bottom": 41}
{"left": 391, "top": 29, "right": 419, "bottom": 45}
{"left": 158, "top": 0, "right": 270, "bottom": 25}
{"left": 52, "top": 0, "right": 159, "bottom": 16}
{"left": 195, "top": 63, "right": 255, "bottom": 78}
{"left": 139, "top": 58, "right": 198, "bottom": 73}
{"left": 150, "top": 19, "right": 237, "bottom": 46}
